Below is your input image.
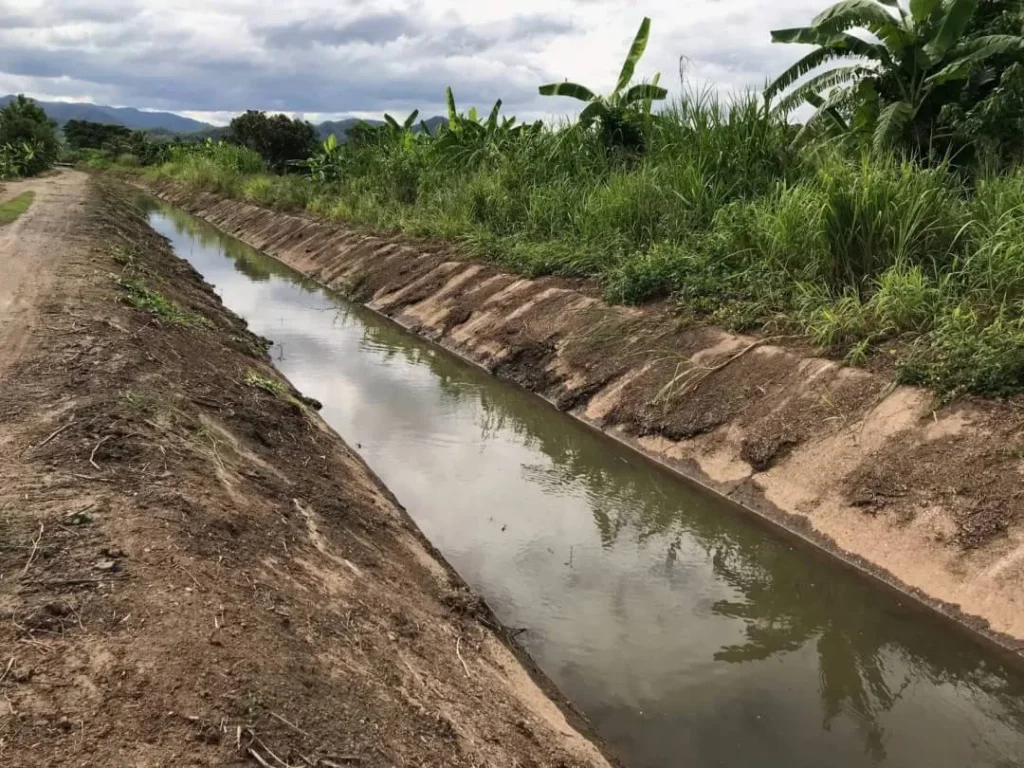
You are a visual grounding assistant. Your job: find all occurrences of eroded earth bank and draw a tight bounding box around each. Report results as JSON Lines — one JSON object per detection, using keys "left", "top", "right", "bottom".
{"left": 145, "top": 179, "right": 1024, "bottom": 653}
{"left": 0, "top": 171, "right": 612, "bottom": 767}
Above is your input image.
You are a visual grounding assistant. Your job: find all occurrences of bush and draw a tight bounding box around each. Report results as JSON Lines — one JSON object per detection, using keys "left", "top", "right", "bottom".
{"left": 228, "top": 111, "right": 317, "bottom": 173}
{"left": 0, "top": 95, "right": 58, "bottom": 176}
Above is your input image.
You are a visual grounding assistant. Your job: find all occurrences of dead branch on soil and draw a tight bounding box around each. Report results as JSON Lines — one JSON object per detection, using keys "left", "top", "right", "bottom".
{"left": 19, "top": 524, "right": 44, "bottom": 577}
{"left": 269, "top": 710, "right": 312, "bottom": 739}
{"left": 246, "top": 747, "right": 274, "bottom": 768}
{"left": 26, "top": 421, "right": 74, "bottom": 454}
{"left": 65, "top": 473, "right": 113, "bottom": 483}
{"left": 176, "top": 562, "right": 204, "bottom": 591}
{"left": 0, "top": 656, "right": 14, "bottom": 684}
{"left": 243, "top": 727, "right": 310, "bottom": 768}
{"left": 653, "top": 336, "right": 791, "bottom": 406}
{"left": 89, "top": 435, "right": 113, "bottom": 469}
{"left": 456, "top": 635, "right": 471, "bottom": 678}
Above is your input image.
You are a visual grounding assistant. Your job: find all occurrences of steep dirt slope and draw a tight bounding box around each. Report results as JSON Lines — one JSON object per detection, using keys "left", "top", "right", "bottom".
{"left": 0, "top": 172, "right": 612, "bottom": 768}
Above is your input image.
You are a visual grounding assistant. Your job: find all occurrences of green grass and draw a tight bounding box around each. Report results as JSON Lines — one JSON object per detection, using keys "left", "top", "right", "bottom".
{"left": 243, "top": 368, "right": 310, "bottom": 409}
{"left": 127, "top": 89, "right": 1024, "bottom": 399}
{"left": 114, "top": 275, "right": 213, "bottom": 330}
{"left": 244, "top": 369, "right": 287, "bottom": 396}
{"left": 0, "top": 191, "right": 34, "bottom": 225}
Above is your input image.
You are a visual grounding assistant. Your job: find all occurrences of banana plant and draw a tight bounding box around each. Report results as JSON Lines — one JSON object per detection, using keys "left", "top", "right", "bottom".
{"left": 383, "top": 109, "right": 420, "bottom": 141}
{"left": 538, "top": 17, "right": 668, "bottom": 132}
{"left": 436, "top": 88, "right": 539, "bottom": 166}
{"left": 298, "top": 133, "right": 344, "bottom": 182}
{"left": 766, "top": 0, "right": 1024, "bottom": 150}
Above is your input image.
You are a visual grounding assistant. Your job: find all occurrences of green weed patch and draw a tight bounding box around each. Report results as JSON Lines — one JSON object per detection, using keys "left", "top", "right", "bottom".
{"left": 114, "top": 276, "right": 213, "bottom": 330}
{"left": 0, "top": 191, "right": 34, "bottom": 225}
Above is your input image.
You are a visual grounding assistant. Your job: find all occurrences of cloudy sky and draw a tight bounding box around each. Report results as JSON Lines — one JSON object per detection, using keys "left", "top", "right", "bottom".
{"left": 0, "top": 0, "right": 823, "bottom": 125}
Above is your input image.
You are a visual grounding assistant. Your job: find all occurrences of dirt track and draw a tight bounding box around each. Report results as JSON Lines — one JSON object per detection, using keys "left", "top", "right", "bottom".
{"left": 0, "top": 173, "right": 87, "bottom": 374}
{"left": 143, "top": 180, "right": 1024, "bottom": 653}
{"left": 0, "top": 172, "right": 612, "bottom": 767}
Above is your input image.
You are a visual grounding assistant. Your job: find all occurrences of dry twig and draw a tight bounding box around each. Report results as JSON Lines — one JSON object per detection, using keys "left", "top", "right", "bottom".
{"left": 89, "top": 435, "right": 113, "bottom": 470}
{"left": 176, "top": 563, "right": 203, "bottom": 591}
{"left": 456, "top": 635, "right": 471, "bottom": 678}
{"left": 19, "top": 524, "right": 44, "bottom": 577}
{"left": 247, "top": 747, "right": 273, "bottom": 768}
{"left": 653, "top": 336, "right": 789, "bottom": 405}
{"left": 0, "top": 656, "right": 14, "bottom": 685}
{"left": 270, "top": 710, "right": 312, "bottom": 739}
{"left": 29, "top": 421, "right": 75, "bottom": 453}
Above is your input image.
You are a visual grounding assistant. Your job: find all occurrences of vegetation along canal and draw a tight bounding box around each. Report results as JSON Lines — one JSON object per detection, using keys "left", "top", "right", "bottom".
{"left": 147, "top": 197, "right": 1024, "bottom": 768}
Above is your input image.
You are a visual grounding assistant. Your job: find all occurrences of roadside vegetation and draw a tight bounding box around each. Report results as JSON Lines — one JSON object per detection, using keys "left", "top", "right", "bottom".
{"left": 0, "top": 191, "right": 34, "bottom": 225}
{"left": 107, "top": 1, "right": 1024, "bottom": 398}
{"left": 0, "top": 95, "right": 58, "bottom": 179}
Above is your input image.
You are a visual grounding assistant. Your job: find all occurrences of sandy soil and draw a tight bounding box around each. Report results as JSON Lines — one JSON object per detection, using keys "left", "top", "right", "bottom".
{"left": 0, "top": 172, "right": 613, "bottom": 767}
{"left": 144, "top": 180, "right": 1024, "bottom": 654}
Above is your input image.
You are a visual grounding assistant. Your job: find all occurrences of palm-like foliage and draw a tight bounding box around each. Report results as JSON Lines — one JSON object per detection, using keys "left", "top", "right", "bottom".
{"left": 539, "top": 17, "right": 668, "bottom": 147}
{"left": 299, "top": 134, "right": 344, "bottom": 182}
{"left": 766, "top": 0, "right": 1024, "bottom": 150}
{"left": 434, "top": 87, "right": 542, "bottom": 167}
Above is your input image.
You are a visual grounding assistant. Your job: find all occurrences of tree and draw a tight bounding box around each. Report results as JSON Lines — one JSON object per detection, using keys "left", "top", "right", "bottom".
{"left": 63, "top": 119, "right": 132, "bottom": 150}
{"left": 539, "top": 17, "right": 668, "bottom": 150}
{"left": 227, "top": 110, "right": 318, "bottom": 172}
{"left": 0, "top": 95, "right": 59, "bottom": 175}
{"left": 765, "top": 0, "right": 1024, "bottom": 155}
{"left": 937, "top": 0, "right": 1024, "bottom": 163}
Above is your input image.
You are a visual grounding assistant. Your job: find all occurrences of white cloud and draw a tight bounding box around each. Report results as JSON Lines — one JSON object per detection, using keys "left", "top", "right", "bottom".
{"left": 0, "top": 0, "right": 823, "bottom": 124}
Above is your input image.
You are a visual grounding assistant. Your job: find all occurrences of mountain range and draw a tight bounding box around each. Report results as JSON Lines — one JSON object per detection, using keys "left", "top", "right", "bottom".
{"left": 0, "top": 95, "right": 215, "bottom": 133}
{"left": 2, "top": 95, "right": 448, "bottom": 140}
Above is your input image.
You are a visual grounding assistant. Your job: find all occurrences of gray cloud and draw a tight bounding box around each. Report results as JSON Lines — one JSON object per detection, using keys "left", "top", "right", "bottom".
{"left": 0, "top": 1, "right": 820, "bottom": 122}
{"left": 259, "top": 12, "right": 421, "bottom": 48}
{"left": 0, "top": 0, "right": 143, "bottom": 28}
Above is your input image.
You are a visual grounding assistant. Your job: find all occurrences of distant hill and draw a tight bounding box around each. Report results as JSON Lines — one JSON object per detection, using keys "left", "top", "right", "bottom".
{"left": 0, "top": 95, "right": 215, "bottom": 133}
{"left": 3, "top": 95, "right": 449, "bottom": 142}
{"left": 316, "top": 118, "right": 381, "bottom": 140}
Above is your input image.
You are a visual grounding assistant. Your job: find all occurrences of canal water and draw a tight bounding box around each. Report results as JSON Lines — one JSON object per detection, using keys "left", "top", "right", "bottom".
{"left": 146, "top": 199, "right": 1024, "bottom": 768}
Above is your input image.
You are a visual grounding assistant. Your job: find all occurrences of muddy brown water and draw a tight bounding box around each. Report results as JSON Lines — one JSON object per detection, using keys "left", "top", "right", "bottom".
{"left": 146, "top": 199, "right": 1024, "bottom": 768}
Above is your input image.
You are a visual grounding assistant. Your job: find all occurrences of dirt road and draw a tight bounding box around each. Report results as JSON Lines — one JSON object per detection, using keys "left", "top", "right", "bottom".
{"left": 0, "top": 171, "right": 612, "bottom": 767}
{"left": 0, "top": 172, "right": 89, "bottom": 374}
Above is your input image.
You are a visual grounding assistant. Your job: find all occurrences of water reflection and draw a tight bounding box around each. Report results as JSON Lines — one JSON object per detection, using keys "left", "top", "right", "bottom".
{"left": 145, "top": 198, "right": 1024, "bottom": 768}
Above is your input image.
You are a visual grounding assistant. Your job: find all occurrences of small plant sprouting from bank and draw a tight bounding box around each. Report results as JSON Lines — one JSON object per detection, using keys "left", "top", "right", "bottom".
{"left": 243, "top": 369, "right": 322, "bottom": 411}
{"left": 114, "top": 275, "right": 213, "bottom": 330}
{"left": 231, "top": 333, "right": 271, "bottom": 359}
{"left": 0, "top": 191, "right": 35, "bottom": 225}
{"left": 244, "top": 369, "right": 287, "bottom": 397}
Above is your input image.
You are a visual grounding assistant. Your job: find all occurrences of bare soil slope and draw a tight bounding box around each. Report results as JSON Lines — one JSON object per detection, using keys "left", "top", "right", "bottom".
{"left": 146, "top": 181, "right": 1024, "bottom": 653}
{"left": 0, "top": 172, "right": 612, "bottom": 768}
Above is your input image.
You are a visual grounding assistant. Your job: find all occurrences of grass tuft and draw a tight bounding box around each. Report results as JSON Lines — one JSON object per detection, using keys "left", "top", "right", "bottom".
{"left": 114, "top": 276, "right": 213, "bottom": 330}
{"left": 244, "top": 369, "right": 287, "bottom": 396}
{"left": 0, "top": 191, "right": 35, "bottom": 225}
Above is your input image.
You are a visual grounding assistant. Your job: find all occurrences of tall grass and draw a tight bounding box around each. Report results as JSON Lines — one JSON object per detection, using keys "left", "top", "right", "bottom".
{"left": 138, "top": 89, "right": 1024, "bottom": 398}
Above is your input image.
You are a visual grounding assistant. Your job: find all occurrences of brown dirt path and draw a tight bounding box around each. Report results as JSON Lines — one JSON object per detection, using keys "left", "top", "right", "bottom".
{"left": 0, "top": 172, "right": 89, "bottom": 374}
{"left": 0, "top": 172, "right": 612, "bottom": 767}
